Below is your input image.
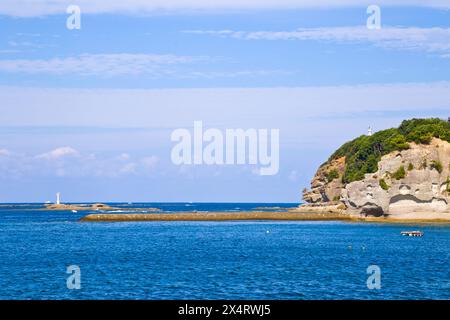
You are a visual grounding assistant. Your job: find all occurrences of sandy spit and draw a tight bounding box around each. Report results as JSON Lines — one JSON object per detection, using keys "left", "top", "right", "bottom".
{"left": 79, "top": 211, "right": 450, "bottom": 224}
{"left": 80, "top": 211, "right": 350, "bottom": 222}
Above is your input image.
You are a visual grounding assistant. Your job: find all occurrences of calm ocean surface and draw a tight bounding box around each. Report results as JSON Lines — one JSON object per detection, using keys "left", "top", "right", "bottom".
{"left": 0, "top": 202, "right": 449, "bottom": 300}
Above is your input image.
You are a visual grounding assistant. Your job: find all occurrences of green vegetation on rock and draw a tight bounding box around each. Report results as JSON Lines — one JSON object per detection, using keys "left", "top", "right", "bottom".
{"left": 392, "top": 166, "right": 406, "bottom": 180}
{"left": 327, "top": 118, "right": 450, "bottom": 184}
{"left": 379, "top": 179, "right": 390, "bottom": 191}
{"left": 431, "top": 160, "right": 443, "bottom": 173}
{"left": 326, "top": 169, "right": 339, "bottom": 182}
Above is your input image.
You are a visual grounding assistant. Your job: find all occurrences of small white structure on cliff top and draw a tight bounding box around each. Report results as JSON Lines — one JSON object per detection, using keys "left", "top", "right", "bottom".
{"left": 368, "top": 126, "right": 373, "bottom": 136}
{"left": 56, "top": 192, "right": 61, "bottom": 205}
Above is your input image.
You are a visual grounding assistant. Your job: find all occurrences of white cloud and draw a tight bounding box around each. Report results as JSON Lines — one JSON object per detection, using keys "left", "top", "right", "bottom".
{"left": 0, "top": 147, "right": 160, "bottom": 178}
{"left": 1, "top": 83, "right": 449, "bottom": 186}
{"left": 0, "top": 54, "right": 283, "bottom": 78}
{"left": 185, "top": 26, "right": 450, "bottom": 57}
{"left": 0, "top": 149, "right": 11, "bottom": 156}
{"left": 141, "top": 156, "right": 159, "bottom": 170}
{"left": 119, "top": 162, "right": 137, "bottom": 175}
{"left": 36, "top": 146, "right": 79, "bottom": 160}
{"left": 1, "top": 1, "right": 449, "bottom": 17}
{"left": 0, "top": 53, "right": 199, "bottom": 77}
{"left": 1, "top": 83, "right": 450, "bottom": 129}
{"left": 7, "top": 40, "right": 50, "bottom": 50}
{"left": 182, "top": 69, "right": 297, "bottom": 79}
{"left": 0, "top": 83, "right": 449, "bottom": 173}
{"left": 117, "top": 153, "right": 131, "bottom": 161}
{"left": 0, "top": 49, "right": 21, "bottom": 54}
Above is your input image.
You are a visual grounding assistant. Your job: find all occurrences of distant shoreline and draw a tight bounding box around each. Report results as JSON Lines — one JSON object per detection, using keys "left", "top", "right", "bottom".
{"left": 80, "top": 211, "right": 450, "bottom": 224}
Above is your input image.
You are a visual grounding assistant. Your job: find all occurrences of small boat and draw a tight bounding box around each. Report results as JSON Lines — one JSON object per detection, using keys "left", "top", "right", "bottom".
{"left": 401, "top": 231, "right": 424, "bottom": 237}
{"left": 71, "top": 210, "right": 78, "bottom": 213}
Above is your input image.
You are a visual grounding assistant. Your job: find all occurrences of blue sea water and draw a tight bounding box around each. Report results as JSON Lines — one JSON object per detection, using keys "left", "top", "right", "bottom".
{"left": 0, "top": 202, "right": 449, "bottom": 300}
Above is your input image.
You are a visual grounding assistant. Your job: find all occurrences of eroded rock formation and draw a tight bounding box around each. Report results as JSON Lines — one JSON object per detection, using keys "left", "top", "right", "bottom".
{"left": 303, "top": 138, "right": 450, "bottom": 219}
{"left": 302, "top": 156, "right": 346, "bottom": 204}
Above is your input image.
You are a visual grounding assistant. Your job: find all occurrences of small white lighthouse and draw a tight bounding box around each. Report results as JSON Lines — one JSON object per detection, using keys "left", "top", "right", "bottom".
{"left": 56, "top": 192, "right": 61, "bottom": 205}
{"left": 368, "top": 126, "right": 373, "bottom": 136}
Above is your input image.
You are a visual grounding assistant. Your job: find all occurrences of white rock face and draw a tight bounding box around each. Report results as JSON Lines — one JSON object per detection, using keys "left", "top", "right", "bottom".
{"left": 341, "top": 138, "right": 450, "bottom": 218}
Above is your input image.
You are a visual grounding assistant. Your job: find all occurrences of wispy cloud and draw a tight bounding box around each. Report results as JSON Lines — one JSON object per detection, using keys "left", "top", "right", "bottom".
{"left": 0, "top": 149, "right": 11, "bottom": 156}
{"left": 7, "top": 39, "right": 51, "bottom": 49}
{"left": 0, "top": 53, "right": 293, "bottom": 79}
{"left": 180, "top": 69, "right": 297, "bottom": 79}
{"left": 0, "top": 49, "right": 21, "bottom": 54}
{"left": 35, "top": 146, "right": 79, "bottom": 160}
{"left": 0, "top": 146, "right": 160, "bottom": 178}
{"left": 1, "top": 1, "right": 450, "bottom": 17}
{"left": 1, "top": 83, "right": 449, "bottom": 137}
{"left": 140, "top": 156, "right": 159, "bottom": 169}
{"left": 184, "top": 26, "right": 450, "bottom": 58}
{"left": 0, "top": 53, "right": 200, "bottom": 77}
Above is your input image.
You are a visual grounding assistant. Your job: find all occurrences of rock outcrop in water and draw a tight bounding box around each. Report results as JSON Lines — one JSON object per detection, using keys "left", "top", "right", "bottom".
{"left": 45, "top": 203, "right": 115, "bottom": 211}
{"left": 302, "top": 118, "right": 450, "bottom": 220}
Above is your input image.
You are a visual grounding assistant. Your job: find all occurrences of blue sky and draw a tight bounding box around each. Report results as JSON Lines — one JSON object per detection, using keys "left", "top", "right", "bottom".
{"left": 1, "top": 1, "right": 450, "bottom": 202}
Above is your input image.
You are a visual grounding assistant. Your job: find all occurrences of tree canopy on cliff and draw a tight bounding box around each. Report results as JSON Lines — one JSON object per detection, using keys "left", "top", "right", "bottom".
{"left": 327, "top": 118, "right": 450, "bottom": 184}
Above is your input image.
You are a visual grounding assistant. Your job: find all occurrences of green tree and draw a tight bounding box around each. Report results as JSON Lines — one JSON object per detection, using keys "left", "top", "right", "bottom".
{"left": 326, "top": 118, "right": 450, "bottom": 184}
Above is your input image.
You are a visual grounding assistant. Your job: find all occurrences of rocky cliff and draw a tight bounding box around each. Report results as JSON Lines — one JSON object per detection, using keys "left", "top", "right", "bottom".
{"left": 302, "top": 156, "right": 346, "bottom": 204}
{"left": 302, "top": 118, "right": 450, "bottom": 219}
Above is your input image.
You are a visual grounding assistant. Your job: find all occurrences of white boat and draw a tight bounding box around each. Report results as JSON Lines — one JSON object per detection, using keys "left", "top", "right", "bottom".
{"left": 71, "top": 210, "right": 78, "bottom": 213}
{"left": 401, "top": 231, "right": 424, "bottom": 237}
